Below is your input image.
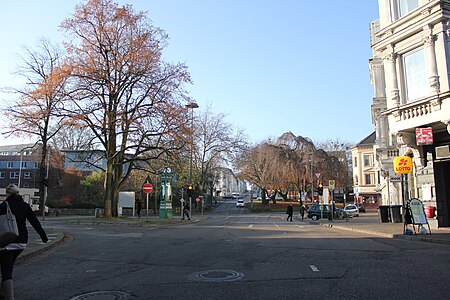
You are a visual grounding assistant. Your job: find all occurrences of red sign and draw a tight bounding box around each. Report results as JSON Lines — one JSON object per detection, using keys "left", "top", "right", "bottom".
{"left": 143, "top": 183, "right": 153, "bottom": 193}
{"left": 416, "top": 127, "right": 433, "bottom": 145}
{"left": 195, "top": 197, "right": 200, "bottom": 203}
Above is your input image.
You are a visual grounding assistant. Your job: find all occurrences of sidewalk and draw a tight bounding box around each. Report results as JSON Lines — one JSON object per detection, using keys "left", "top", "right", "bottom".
{"left": 17, "top": 228, "right": 67, "bottom": 264}
{"left": 305, "top": 212, "right": 450, "bottom": 245}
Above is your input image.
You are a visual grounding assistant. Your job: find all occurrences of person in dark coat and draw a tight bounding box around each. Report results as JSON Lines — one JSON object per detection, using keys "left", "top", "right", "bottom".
{"left": 135, "top": 199, "right": 143, "bottom": 218}
{"left": 299, "top": 205, "right": 306, "bottom": 220}
{"left": 286, "top": 204, "right": 294, "bottom": 222}
{"left": 182, "top": 202, "right": 190, "bottom": 220}
{"left": 0, "top": 184, "right": 48, "bottom": 299}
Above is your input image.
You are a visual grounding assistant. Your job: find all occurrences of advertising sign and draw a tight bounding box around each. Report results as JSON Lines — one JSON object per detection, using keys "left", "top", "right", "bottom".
{"left": 410, "top": 199, "right": 427, "bottom": 225}
{"left": 393, "top": 156, "right": 413, "bottom": 174}
{"left": 416, "top": 127, "right": 433, "bottom": 145}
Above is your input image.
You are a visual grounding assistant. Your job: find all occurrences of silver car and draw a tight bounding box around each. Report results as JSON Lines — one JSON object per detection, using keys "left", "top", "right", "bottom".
{"left": 343, "top": 204, "right": 359, "bottom": 217}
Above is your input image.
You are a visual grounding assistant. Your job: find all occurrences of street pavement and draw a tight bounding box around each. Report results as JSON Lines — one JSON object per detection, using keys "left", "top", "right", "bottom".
{"left": 19, "top": 209, "right": 450, "bottom": 264}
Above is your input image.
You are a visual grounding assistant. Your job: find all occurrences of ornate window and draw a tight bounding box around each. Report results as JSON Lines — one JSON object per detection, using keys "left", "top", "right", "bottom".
{"left": 364, "top": 154, "right": 373, "bottom": 167}
{"left": 403, "top": 48, "right": 427, "bottom": 103}
{"left": 397, "top": 0, "right": 419, "bottom": 18}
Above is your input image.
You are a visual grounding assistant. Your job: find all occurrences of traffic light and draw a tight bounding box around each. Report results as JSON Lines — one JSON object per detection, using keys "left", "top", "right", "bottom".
{"left": 318, "top": 183, "right": 323, "bottom": 196}
{"left": 187, "top": 184, "right": 193, "bottom": 197}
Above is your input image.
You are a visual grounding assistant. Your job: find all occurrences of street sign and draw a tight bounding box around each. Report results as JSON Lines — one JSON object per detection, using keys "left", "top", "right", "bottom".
{"left": 329, "top": 180, "right": 335, "bottom": 189}
{"left": 314, "top": 172, "right": 321, "bottom": 179}
{"left": 143, "top": 183, "right": 153, "bottom": 193}
{"left": 393, "top": 156, "right": 412, "bottom": 174}
{"left": 196, "top": 197, "right": 200, "bottom": 203}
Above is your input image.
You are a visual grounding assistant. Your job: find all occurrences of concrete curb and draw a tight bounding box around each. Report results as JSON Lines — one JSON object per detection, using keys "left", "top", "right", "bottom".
{"left": 319, "top": 222, "right": 450, "bottom": 245}
{"left": 319, "top": 223, "right": 395, "bottom": 238}
{"left": 17, "top": 231, "right": 70, "bottom": 264}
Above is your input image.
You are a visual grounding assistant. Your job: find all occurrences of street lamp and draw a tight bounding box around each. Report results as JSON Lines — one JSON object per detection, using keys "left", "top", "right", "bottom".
{"left": 186, "top": 102, "right": 199, "bottom": 217}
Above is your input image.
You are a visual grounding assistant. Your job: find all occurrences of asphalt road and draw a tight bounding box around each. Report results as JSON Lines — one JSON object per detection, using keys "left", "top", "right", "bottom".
{"left": 13, "top": 199, "right": 450, "bottom": 299}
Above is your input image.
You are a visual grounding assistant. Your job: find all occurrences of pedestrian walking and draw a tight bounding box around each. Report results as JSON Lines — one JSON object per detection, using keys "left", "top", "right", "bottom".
{"left": 286, "top": 204, "right": 293, "bottom": 222}
{"left": 299, "top": 204, "right": 306, "bottom": 220}
{"left": 135, "top": 199, "right": 143, "bottom": 218}
{"left": 0, "top": 184, "right": 48, "bottom": 300}
{"left": 182, "top": 202, "right": 191, "bottom": 220}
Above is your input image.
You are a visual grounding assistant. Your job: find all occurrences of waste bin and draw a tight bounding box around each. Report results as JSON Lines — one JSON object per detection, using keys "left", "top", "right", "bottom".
{"left": 425, "top": 206, "right": 436, "bottom": 218}
{"left": 378, "top": 206, "right": 390, "bottom": 223}
{"left": 390, "top": 205, "right": 402, "bottom": 223}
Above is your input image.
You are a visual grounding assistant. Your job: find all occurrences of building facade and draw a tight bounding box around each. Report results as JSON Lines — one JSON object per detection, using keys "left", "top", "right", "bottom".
{"left": 214, "top": 167, "right": 247, "bottom": 197}
{"left": 351, "top": 132, "right": 382, "bottom": 205}
{"left": 0, "top": 144, "right": 42, "bottom": 189}
{"left": 370, "top": 0, "right": 450, "bottom": 227}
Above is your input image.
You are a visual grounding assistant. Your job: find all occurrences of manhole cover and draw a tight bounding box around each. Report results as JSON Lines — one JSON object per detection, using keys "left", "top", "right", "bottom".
{"left": 192, "top": 269, "right": 244, "bottom": 282}
{"left": 69, "top": 291, "right": 130, "bottom": 300}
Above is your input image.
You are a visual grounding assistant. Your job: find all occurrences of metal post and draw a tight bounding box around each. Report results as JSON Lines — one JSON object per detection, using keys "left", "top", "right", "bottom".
{"left": 146, "top": 192, "right": 149, "bottom": 217}
{"left": 186, "top": 102, "right": 199, "bottom": 218}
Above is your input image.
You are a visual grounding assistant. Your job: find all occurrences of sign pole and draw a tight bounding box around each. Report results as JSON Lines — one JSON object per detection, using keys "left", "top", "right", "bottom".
{"left": 146, "top": 192, "right": 149, "bottom": 217}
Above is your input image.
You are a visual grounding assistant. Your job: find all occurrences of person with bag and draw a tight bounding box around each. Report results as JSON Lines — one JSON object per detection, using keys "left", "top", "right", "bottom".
{"left": 0, "top": 184, "right": 48, "bottom": 300}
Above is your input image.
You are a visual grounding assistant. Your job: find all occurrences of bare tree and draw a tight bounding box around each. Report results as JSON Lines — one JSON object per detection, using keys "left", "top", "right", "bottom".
{"left": 50, "top": 124, "right": 95, "bottom": 150}
{"left": 60, "top": 0, "right": 192, "bottom": 217}
{"left": 194, "top": 106, "right": 247, "bottom": 199}
{"left": 1, "top": 39, "right": 69, "bottom": 214}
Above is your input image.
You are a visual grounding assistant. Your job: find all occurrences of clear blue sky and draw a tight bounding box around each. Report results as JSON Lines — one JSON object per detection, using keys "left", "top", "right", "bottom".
{"left": 0, "top": 0, "right": 380, "bottom": 146}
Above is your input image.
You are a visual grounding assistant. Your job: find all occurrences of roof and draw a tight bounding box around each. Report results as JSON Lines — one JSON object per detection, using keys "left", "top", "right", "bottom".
{"left": 353, "top": 132, "right": 376, "bottom": 148}
{"left": 0, "top": 143, "right": 39, "bottom": 153}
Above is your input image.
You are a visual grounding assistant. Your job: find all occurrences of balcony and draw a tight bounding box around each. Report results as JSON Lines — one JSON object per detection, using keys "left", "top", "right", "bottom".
{"left": 392, "top": 97, "right": 441, "bottom": 122}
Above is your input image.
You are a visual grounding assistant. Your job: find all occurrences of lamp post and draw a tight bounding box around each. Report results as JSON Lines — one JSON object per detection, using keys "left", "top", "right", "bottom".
{"left": 186, "top": 102, "right": 199, "bottom": 218}
{"left": 18, "top": 145, "right": 34, "bottom": 188}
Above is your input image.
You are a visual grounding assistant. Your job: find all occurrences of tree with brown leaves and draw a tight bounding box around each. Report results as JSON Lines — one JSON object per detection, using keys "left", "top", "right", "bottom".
{"left": 2, "top": 39, "right": 69, "bottom": 215}
{"left": 60, "top": 0, "right": 192, "bottom": 217}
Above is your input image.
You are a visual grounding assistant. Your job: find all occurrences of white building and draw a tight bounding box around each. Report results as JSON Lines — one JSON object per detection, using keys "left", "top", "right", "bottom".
{"left": 370, "top": 0, "right": 450, "bottom": 227}
{"left": 214, "top": 167, "right": 247, "bottom": 197}
{"left": 351, "top": 132, "right": 381, "bottom": 205}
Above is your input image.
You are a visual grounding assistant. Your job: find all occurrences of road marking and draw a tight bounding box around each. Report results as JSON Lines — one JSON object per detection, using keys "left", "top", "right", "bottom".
{"left": 248, "top": 224, "right": 253, "bottom": 228}
{"left": 274, "top": 223, "right": 280, "bottom": 229}
{"left": 283, "top": 232, "right": 287, "bottom": 235}
{"left": 310, "top": 265, "right": 319, "bottom": 272}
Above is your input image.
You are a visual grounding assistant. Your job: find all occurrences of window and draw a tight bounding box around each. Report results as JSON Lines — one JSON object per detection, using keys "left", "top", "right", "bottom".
{"left": 353, "top": 157, "right": 358, "bottom": 168}
{"left": 24, "top": 172, "right": 31, "bottom": 179}
{"left": 365, "top": 174, "right": 372, "bottom": 185}
{"left": 10, "top": 172, "right": 19, "bottom": 179}
{"left": 354, "top": 175, "right": 359, "bottom": 185}
{"left": 21, "top": 161, "right": 27, "bottom": 168}
{"left": 398, "top": 0, "right": 419, "bottom": 18}
{"left": 403, "top": 49, "right": 427, "bottom": 102}
{"left": 363, "top": 154, "right": 372, "bottom": 167}
{"left": 7, "top": 162, "right": 13, "bottom": 168}
{"left": 0, "top": 172, "right": 4, "bottom": 179}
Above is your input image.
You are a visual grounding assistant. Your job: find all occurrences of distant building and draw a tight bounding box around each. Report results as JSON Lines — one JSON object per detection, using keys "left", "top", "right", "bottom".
{"left": 350, "top": 132, "right": 381, "bottom": 205}
{"left": 0, "top": 144, "right": 42, "bottom": 189}
{"left": 62, "top": 150, "right": 107, "bottom": 174}
{"left": 214, "top": 167, "right": 247, "bottom": 197}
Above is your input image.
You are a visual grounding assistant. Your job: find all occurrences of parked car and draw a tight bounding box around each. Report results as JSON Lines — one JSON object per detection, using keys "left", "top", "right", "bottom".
{"left": 343, "top": 204, "right": 359, "bottom": 217}
{"left": 236, "top": 199, "right": 245, "bottom": 207}
{"left": 223, "top": 194, "right": 234, "bottom": 199}
{"left": 357, "top": 203, "right": 366, "bottom": 213}
{"left": 307, "top": 204, "right": 331, "bottom": 220}
{"left": 232, "top": 192, "right": 241, "bottom": 199}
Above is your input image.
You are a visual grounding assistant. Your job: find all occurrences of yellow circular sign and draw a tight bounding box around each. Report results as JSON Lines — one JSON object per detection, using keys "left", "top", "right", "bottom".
{"left": 393, "top": 156, "right": 413, "bottom": 174}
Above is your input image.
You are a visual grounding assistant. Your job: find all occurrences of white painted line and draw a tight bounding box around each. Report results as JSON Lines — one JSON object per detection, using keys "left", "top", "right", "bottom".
{"left": 295, "top": 225, "right": 303, "bottom": 228}
{"left": 283, "top": 232, "right": 287, "bottom": 235}
{"left": 310, "top": 265, "right": 319, "bottom": 272}
{"left": 248, "top": 224, "right": 253, "bottom": 228}
{"left": 274, "top": 223, "right": 280, "bottom": 229}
